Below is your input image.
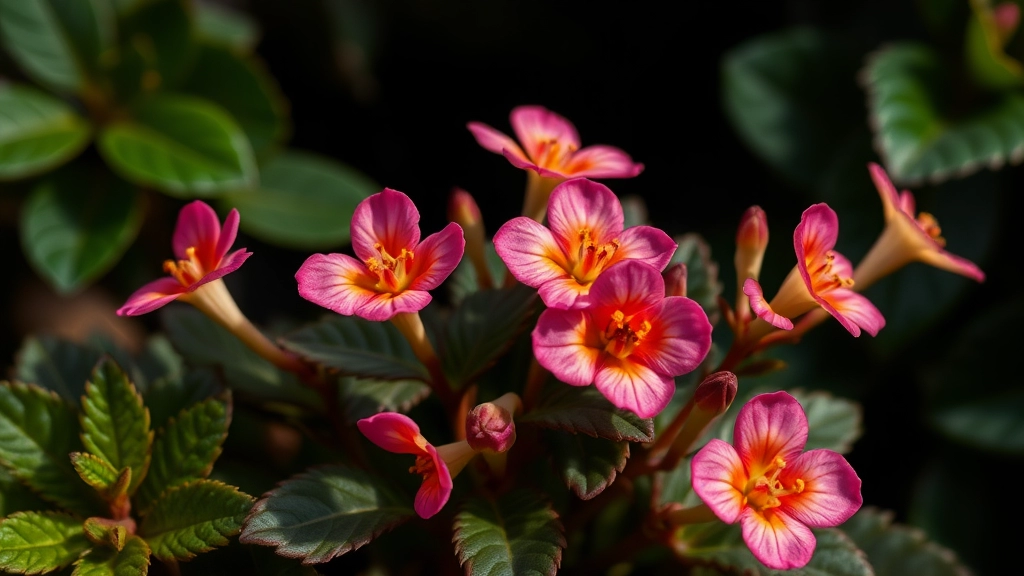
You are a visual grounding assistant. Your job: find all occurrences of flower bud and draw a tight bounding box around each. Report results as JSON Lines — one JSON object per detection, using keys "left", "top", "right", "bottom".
{"left": 466, "top": 396, "right": 518, "bottom": 454}
{"left": 662, "top": 372, "right": 738, "bottom": 468}
{"left": 995, "top": 3, "right": 1020, "bottom": 40}
{"left": 448, "top": 187, "right": 482, "bottom": 227}
{"left": 664, "top": 263, "right": 687, "bottom": 298}
{"left": 734, "top": 206, "right": 769, "bottom": 323}
{"left": 449, "top": 187, "right": 493, "bottom": 289}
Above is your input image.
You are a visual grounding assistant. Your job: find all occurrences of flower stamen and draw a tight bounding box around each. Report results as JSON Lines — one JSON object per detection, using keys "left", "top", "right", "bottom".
{"left": 602, "top": 309, "right": 652, "bottom": 359}
{"left": 163, "top": 246, "right": 206, "bottom": 287}
{"left": 571, "top": 229, "right": 620, "bottom": 284}
{"left": 745, "top": 457, "right": 805, "bottom": 511}
{"left": 366, "top": 243, "right": 415, "bottom": 293}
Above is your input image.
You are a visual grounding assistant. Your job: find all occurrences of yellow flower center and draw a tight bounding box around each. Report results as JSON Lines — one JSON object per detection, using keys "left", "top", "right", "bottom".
{"left": 916, "top": 212, "right": 946, "bottom": 247}
{"left": 163, "top": 246, "right": 206, "bottom": 287}
{"left": 744, "top": 457, "right": 805, "bottom": 512}
{"left": 409, "top": 454, "right": 436, "bottom": 478}
{"left": 366, "top": 243, "right": 415, "bottom": 293}
{"left": 535, "top": 138, "right": 577, "bottom": 170}
{"left": 571, "top": 229, "right": 620, "bottom": 285}
{"left": 808, "top": 250, "right": 855, "bottom": 292}
{"left": 602, "top": 309, "right": 651, "bottom": 360}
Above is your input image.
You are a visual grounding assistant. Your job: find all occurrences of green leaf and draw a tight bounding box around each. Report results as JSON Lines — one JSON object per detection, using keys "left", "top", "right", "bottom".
{"left": 865, "top": 42, "right": 1024, "bottom": 185}
{"left": 519, "top": 386, "right": 654, "bottom": 442}
{"left": 195, "top": 0, "right": 260, "bottom": 53}
{"left": 80, "top": 359, "right": 152, "bottom": 496}
{"left": 117, "top": 0, "right": 193, "bottom": 90}
{"left": 73, "top": 534, "right": 151, "bottom": 576}
{"left": 669, "top": 234, "right": 722, "bottom": 325}
{"left": 0, "top": 381, "right": 100, "bottom": 516}
{"left": 337, "top": 377, "right": 430, "bottom": 424}
{"left": 220, "top": 151, "right": 377, "bottom": 249}
{"left": 0, "top": 84, "right": 91, "bottom": 180}
{"left": 841, "top": 507, "right": 970, "bottom": 576}
{"left": 82, "top": 517, "right": 128, "bottom": 551}
{"left": 0, "top": 467, "right": 50, "bottom": 517}
{"left": 182, "top": 43, "right": 289, "bottom": 158}
{"left": 281, "top": 315, "right": 429, "bottom": 382}
{"left": 0, "top": 511, "right": 90, "bottom": 574}
{"left": 239, "top": 465, "right": 413, "bottom": 564}
{"left": 791, "top": 390, "right": 861, "bottom": 453}
{"left": 453, "top": 490, "right": 565, "bottom": 576}
{"left": 545, "top": 431, "right": 628, "bottom": 501}
{"left": 69, "top": 452, "right": 122, "bottom": 496}
{"left": 98, "top": 94, "right": 258, "bottom": 197}
{"left": 449, "top": 241, "right": 508, "bottom": 306}
{"left": 144, "top": 368, "right": 221, "bottom": 431}
{"left": 964, "top": 0, "right": 1024, "bottom": 90}
{"left": 442, "top": 285, "right": 537, "bottom": 388}
{"left": 136, "top": 396, "right": 231, "bottom": 513}
{"left": 20, "top": 165, "right": 144, "bottom": 294}
{"left": 135, "top": 336, "right": 184, "bottom": 389}
{"left": 15, "top": 336, "right": 103, "bottom": 403}
{"left": 138, "top": 479, "right": 253, "bottom": 561}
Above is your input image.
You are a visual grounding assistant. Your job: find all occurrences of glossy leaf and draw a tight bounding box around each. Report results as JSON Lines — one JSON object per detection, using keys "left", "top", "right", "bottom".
{"left": 138, "top": 480, "right": 254, "bottom": 561}
{"left": 15, "top": 336, "right": 102, "bottom": 403}
{"left": 74, "top": 534, "right": 151, "bottom": 576}
{"left": 449, "top": 242, "right": 508, "bottom": 306}
{"left": 453, "top": 490, "right": 565, "bottom": 576}
{"left": 69, "top": 452, "right": 121, "bottom": 497}
{"left": 519, "top": 386, "right": 654, "bottom": 443}
{"left": 220, "top": 151, "right": 377, "bottom": 249}
{"left": 841, "top": 507, "right": 970, "bottom": 576}
{"left": 545, "top": 431, "right": 628, "bottom": 500}
{"left": 669, "top": 234, "right": 722, "bottom": 325}
{"left": 0, "top": 84, "right": 90, "bottom": 180}
{"left": 195, "top": 0, "right": 260, "bottom": 53}
{"left": 337, "top": 377, "right": 430, "bottom": 424}
{"left": 20, "top": 166, "right": 143, "bottom": 294}
{"left": 0, "top": 512, "right": 89, "bottom": 574}
{"left": 240, "top": 465, "right": 413, "bottom": 565}
{"left": 98, "top": 95, "right": 258, "bottom": 197}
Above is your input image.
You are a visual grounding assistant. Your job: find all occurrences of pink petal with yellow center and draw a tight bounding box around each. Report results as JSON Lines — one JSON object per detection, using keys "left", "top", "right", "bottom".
{"left": 593, "top": 357, "right": 674, "bottom": 418}
{"left": 794, "top": 204, "right": 839, "bottom": 274}
{"left": 613, "top": 226, "right": 677, "bottom": 271}
{"left": 407, "top": 222, "right": 465, "bottom": 291}
{"left": 691, "top": 438, "right": 747, "bottom": 523}
{"left": 586, "top": 261, "right": 664, "bottom": 319}
{"left": 214, "top": 208, "right": 240, "bottom": 263}
{"left": 355, "top": 290, "right": 432, "bottom": 321}
{"left": 296, "top": 253, "right": 394, "bottom": 319}
{"left": 537, "top": 277, "right": 592, "bottom": 310}
{"left": 510, "top": 105, "right": 581, "bottom": 160}
{"left": 192, "top": 248, "right": 252, "bottom": 291}
{"left": 630, "top": 295, "right": 712, "bottom": 376}
{"left": 173, "top": 201, "right": 222, "bottom": 268}
{"left": 780, "top": 449, "right": 862, "bottom": 528}
{"left": 493, "top": 217, "right": 571, "bottom": 287}
{"left": 740, "top": 507, "right": 815, "bottom": 570}
{"left": 116, "top": 278, "right": 188, "bottom": 316}
{"left": 734, "top": 392, "right": 808, "bottom": 475}
{"left": 564, "top": 145, "right": 644, "bottom": 179}
{"left": 532, "top": 308, "right": 601, "bottom": 386}
{"left": 919, "top": 249, "right": 986, "bottom": 282}
{"left": 356, "top": 412, "right": 429, "bottom": 455}
{"left": 466, "top": 121, "right": 530, "bottom": 164}
{"left": 546, "top": 179, "right": 624, "bottom": 256}
{"left": 743, "top": 278, "right": 794, "bottom": 330}
{"left": 868, "top": 162, "right": 902, "bottom": 221}
{"left": 415, "top": 444, "right": 453, "bottom": 519}
{"left": 501, "top": 149, "right": 547, "bottom": 176}
{"left": 351, "top": 189, "right": 422, "bottom": 263}
{"left": 819, "top": 289, "right": 884, "bottom": 337}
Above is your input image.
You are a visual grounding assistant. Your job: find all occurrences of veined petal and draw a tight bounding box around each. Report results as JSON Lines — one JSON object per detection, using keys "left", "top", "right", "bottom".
{"left": 192, "top": 248, "right": 251, "bottom": 290}
{"left": 532, "top": 309, "right": 600, "bottom": 386}
{"left": 593, "top": 357, "right": 674, "bottom": 418}
{"left": 631, "top": 296, "right": 712, "bottom": 376}
{"left": 546, "top": 179, "right": 624, "bottom": 254}
{"left": 173, "top": 200, "right": 221, "bottom": 268}
{"left": 613, "top": 225, "right": 677, "bottom": 271}
{"left": 781, "top": 449, "right": 862, "bottom": 528}
{"left": 356, "top": 412, "right": 429, "bottom": 455}
{"left": 414, "top": 445, "right": 453, "bottom": 519}
{"left": 510, "top": 105, "right": 580, "bottom": 159}
{"left": 116, "top": 277, "right": 187, "bottom": 316}
{"left": 743, "top": 279, "right": 794, "bottom": 330}
{"left": 493, "top": 217, "right": 570, "bottom": 289}
{"left": 295, "top": 253, "right": 382, "bottom": 317}
{"left": 586, "top": 261, "right": 665, "bottom": 318}
{"left": 919, "top": 248, "right": 986, "bottom": 282}
{"left": 740, "top": 508, "right": 815, "bottom": 570}
{"left": 794, "top": 203, "right": 839, "bottom": 268}
{"left": 502, "top": 149, "right": 545, "bottom": 174}
{"left": 819, "top": 289, "right": 884, "bottom": 337}
{"left": 351, "top": 189, "right": 422, "bottom": 263}
{"left": 734, "top": 392, "right": 808, "bottom": 475}
{"left": 691, "top": 439, "right": 747, "bottom": 523}
{"left": 537, "top": 276, "right": 591, "bottom": 310}
{"left": 466, "top": 121, "right": 529, "bottom": 164}
{"left": 213, "top": 209, "right": 240, "bottom": 263}
{"left": 354, "top": 290, "right": 432, "bottom": 321}
{"left": 868, "top": 162, "right": 902, "bottom": 221}
{"left": 408, "top": 222, "right": 465, "bottom": 291}
{"left": 564, "top": 145, "right": 644, "bottom": 178}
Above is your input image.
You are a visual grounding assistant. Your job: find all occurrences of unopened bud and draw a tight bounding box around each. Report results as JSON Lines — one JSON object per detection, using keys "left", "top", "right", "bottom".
{"left": 449, "top": 188, "right": 493, "bottom": 289}
{"left": 664, "top": 263, "right": 687, "bottom": 298}
{"left": 448, "top": 187, "right": 482, "bottom": 227}
{"left": 736, "top": 206, "right": 768, "bottom": 252}
{"left": 995, "top": 3, "right": 1021, "bottom": 40}
{"left": 734, "top": 207, "right": 769, "bottom": 323}
{"left": 466, "top": 392, "right": 521, "bottom": 453}
{"left": 662, "top": 372, "right": 738, "bottom": 468}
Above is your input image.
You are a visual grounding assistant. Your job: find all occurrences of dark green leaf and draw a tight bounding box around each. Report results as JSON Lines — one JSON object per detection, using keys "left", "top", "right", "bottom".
{"left": 792, "top": 390, "right": 861, "bottom": 453}
{"left": 73, "top": 533, "right": 151, "bottom": 575}
{"left": 841, "top": 507, "right": 970, "bottom": 576}
{"left": 144, "top": 368, "right": 221, "bottom": 431}
{"left": 337, "top": 377, "right": 430, "bottom": 424}
{"left": 0, "top": 84, "right": 91, "bottom": 180}
{"left": 0, "top": 466, "right": 50, "bottom": 517}
{"left": 117, "top": 0, "right": 193, "bottom": 89}
{"left": 98, "top": 94, "right": 258, "bottom": 197}
{"left": 669, "top": 234, "right": 722, "bottom": 325}
{"left": 519, "top": 386, "right": 654, "bottom": 442}
{"left": 545, "top": 431, "right": 628, "bottom": 500}
{"left": 135, "top": 336, "right": 184, "bottom": 389}
{"left": 20, "top": 165, "right": 143, "bottom": 294}
{"left": 138, "top": 479, "right": 253, "bottom": 561}
{"left": 220, "top": 151, "right": 378, "bottom": 249}
{"left": 453, "top": 490, "right": 565, "bottom": 576}
{"left": 239, "top": 465, "right": 413, "bottom": 564}
{"left": 15, "top": 336, "right": 102, "bottom": 403}
{"left": 448, "top": 241, "right": 508, "bottom": 306}
{"left": 0, "top": 512, "right": 89, "bottom": 575}
{"left": 195, "top": 0, "right": 259, "bottom": 53}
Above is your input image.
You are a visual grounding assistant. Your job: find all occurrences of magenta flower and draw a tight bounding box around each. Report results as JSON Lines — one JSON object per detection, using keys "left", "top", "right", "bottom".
{"left": 296, "top": 189, "right": 465, "bottom": 321}
{"left": 494, "top": 178, "right": 676, "bottom": 309}
{"left": 532, "top": 261, "right": 712, "bottom": 418}
{"left": 117, "top": 201, "right": 251, "bottom": 316}
{"left": 691, "top": 392, "right": 862, "bottom": 570}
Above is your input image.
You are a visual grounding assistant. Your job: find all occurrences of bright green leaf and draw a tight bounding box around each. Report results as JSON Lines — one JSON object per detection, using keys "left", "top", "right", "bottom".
{"left": 73, "top": 534, "right": 151, "bottom": 576}
{"left": 449, "top": 241, "right": 508, "bottom": 306}
{"left": 195, "top": 0, "right": 260, "bottom": 53}
{"left": 220, "top": 151, "right": 378, "bottom": 249}
{"left": 0, "top": 84, "right": 91, "bottom": 180}
{"left": 239, "top": 465, "right": 412, "bottom": 564}
{"left": 669, "top": 234, "right": 722, "bottom": 325}
{"left": 20, "top": 165, "right": 143, "bottom": 294}
{"left": 82, "top": 517, "right": 128, "bottom": 551}
{"left": 0, "top": 466, "right": 50, "bottom": 517}
{"left": 337, "top": 377, "right": 429, "bottom": 424}
{"left": 15, "top": 336, "right": 102, "bottom": 403}
{"left": 98, "top": 94, "right": 258, "bottom": 197}
{"left": 453, "top": 490, "right": 566, "bottom": 576}
{"left": 138, "top": 479, "right": 253, "bottom": 561}
{"left": 545, "top": 431, "right": 628, "bottom": 501}
{"left": 0, "top": 511, "right": 90, "bottom": 575}
{"left": 519, "top": 386, "right": 654, "bottom": 443}
{"left": 69, "top": 452, "right": 120, "bottom": 496}
{"left": 841, "top": 507, "right": 971, "bottom": 576}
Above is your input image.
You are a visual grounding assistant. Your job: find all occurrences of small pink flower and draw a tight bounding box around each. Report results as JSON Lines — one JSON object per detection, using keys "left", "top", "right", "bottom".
{"left": 296, "top": 189, "right": 465, "bottom": 321}
{"left": 532, "top": 261, "right": 712, "bottom": 418}
{"left": 117, "top": 201, "right": 251, "bottom": 316}
{"left": 691, "top": 392, "right": 862, "bottom": 570}
{"left": 467, "top": 105, "right": 643, "bottom": 180}
{"left": 494, "top": 178, "right": 676, "bottom": 309}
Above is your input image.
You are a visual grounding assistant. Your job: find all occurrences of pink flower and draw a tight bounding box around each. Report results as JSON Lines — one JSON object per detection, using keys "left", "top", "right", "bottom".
{"left": 494, "top": 178, "right": 676, "bottom": 309}
{"left": 117, "top": 201, "right": 250, "bottom": 316}
{"left": 532, "top": 261, "right": 712, "bottom": 418}
{"left": 296, "top": 189, "right": 465, "bottom": 321}
{"left": 691, "top": 392, "right": 862, "bottom": 570}
{"left": 357, "top": 413, "right": 476, "bottom": 519}
{"left": 467, "top": 105, "right": 643, "bottom": 180}
{"left": 744, "top": 204, "right": 884, "bottom": 337}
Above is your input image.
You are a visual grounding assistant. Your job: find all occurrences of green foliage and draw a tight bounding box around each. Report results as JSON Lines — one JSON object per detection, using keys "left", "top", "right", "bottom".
{"left": 453, "top": 490, "right": 566, "bottom": 576}
{"left": 138, "top": 479, "right": 254, "bottom": 562}
{"left": 239, "top": 465, "right": 413, "bottom": 564}
{"left": 69, "top": 453, "right": 123, "bottom": 498}
{"left": 15, "top": 337, "right": 102, "bottom": 403}
{"left": 449, "top": 242, "right": 509, "bottom": 306}
{"left": 0, "top": 84, "right": 91, "bottom": 180}
{"left": 545, "top": 431, "right": 628, "bottom": 500}
{"left": 143, "top": 369, "right": 221, "bottom": 431}
{"left": 669, "top": 234, "right": 723, "bottom": 325}
{"left": 519, "top": 386, "right": 654, "bottom": 442}
{"left": 194, "top": 1, "right": 260, "bottom": 53}
{"left": 0, "top": 467, "right": 50, "bottom": 517}
{"left": 841, "top": 508, "right": 970, "bottom": 576}
{"left": 73, "top": 534, "right": 151, "bottom": 576}
{"left": 82, "top": 517, "right": 128, "bottom": 552}
{"left": 0, "top": 511, "right": 90, "bottom": 574}
{"left": 116, "top": 0, "right": 193, "bottom": 90}
{"left": 684, "top": 525, "right": 872, "bottom": 576}
{"left": 337, "top": 377, "right": 430, "bottom": 424}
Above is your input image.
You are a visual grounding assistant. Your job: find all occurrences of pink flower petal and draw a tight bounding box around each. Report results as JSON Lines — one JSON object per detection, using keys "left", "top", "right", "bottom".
{"left": 820, "top": 289, "right": 884, "bottom": 337}
{"left": 740, "top": 508, "right": 815, "bottom": 570}
{"left": 830, "top": 250, "right": 855, "bottom": 280}
{"left": 868, "top": 162, "right": 902, "bottom": 220}
{"left": 794, "top": 204, "right": 839, "bottom": 269}
{"left": 354, "top": 290, "right": 433, "bottom": 321}
{"left": 613, "top": 225, "right": 677, "bottom": 271}
{"left": 466, "top": 121, "right": 530, "bottom": 164}
{"left": 593, "top": 357, "right": 674, "bottom": 418}
{"left": 493, "top": 216, "right": 571, "bottom": 289}
{"left": 510, "top": 105, "right": 581, "bottom": 159}
{"left": 564, "top": 145, "right": 644, "bottom": 179}
{"left": 631, "top": 295, "right": 712, "bottom": 376}
{"left": 920, "top": 248, "right": 986, "bottom": 282}
{"left": 407, "top": 222, "right": 465, "bottom": 291}
{"left": 173, "top": 201, "right": 221, "bottom": 268}
{"left": 586, "top": 261, "right": 665, "bottom": 319}
{"left": 356, "top": 412, "right": 428, "bottom": 455}
{"left": 691, "top": 438, "right": 746, "bottom": 524}
{"left": 350, "top": 189, "right": 422, "bottom": 263}
{"left": 536, "top": 276, "right": 591, "bottom": 310}
{"left": 192, "top": 248, "right": 252, "bottom": 290}
{"left": 743, "top": 279, "right": 794, "bottom": 330}
{"left": 502, "top": 149, "right": 545, "bottom": 174}
{"left": 414, "top": 445, "right": 453, "bottom": 519}
{"left": 546, "top": 179, "right": 624, "bottom": 255}
{"left": 116, "top": 277, "right": 187, "bottom": 316}
{"left": 532, "top": 309, "right": 600, "bottom": 386}
{"left": 295, "top": 253, "right": 382, "bottom": 316}
{"left": 898, "top": 190, "right": 916, "bottom": 217}
{"left": 214, "top": 208, "right": 240, "bottom": 263}
{"left": 781, "top": 449, "right": 862, "bottom": 528}
{"left": 734, "top": 392, "right": 808, "bottom": 475}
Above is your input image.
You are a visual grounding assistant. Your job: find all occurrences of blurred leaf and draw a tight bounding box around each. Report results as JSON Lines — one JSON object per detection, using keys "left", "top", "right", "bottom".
{"left": 15, "top": 336, "right": 103, "bottom": 403}
{"left": 453, "top": 490, "right": 565, "bottom": 576}
{"left": 195, "top": 0, "right": 260, "bottom": 53}
{"left": 20, "top": 165, "right": 143, "bottom": 294}
{"left": 144, "top": 368, "right": 221, "bottom": 431}
{"left": 138, "top": 479, "right": 253, "bottom": 561}
{"left": 220, "top": 151, "right": 377, "bottom": 249}
{"left": 841, "top": 507, "right": 971, "bottom": 576}
{"left": 337, "top": 377, "right": 429, "bottom": 424}
{"left": 136, "top": 336, "right": 184, "bottom": 389}
{"left": 98, "top": 94, "right": 258, "bottom": 197}
{"left": 545, "top": 431, "right": 628, "bottom": 501}
{"left": 183, "top": 42, "right": 289, "bottom": 158}
{"left": 0, "top": 466, "right": 50, "bottom": 517}
{"left": 520, "top": 386, "right": 654, "bottom": 443}
{"left": 794, "top": 390, "right": 862, "bottom": 453}
{"left": 621, "top": 195, "right": 649, "bottom": 228}
{"left": 0, "top": 84, "right": 91, "bottom": 180}
{"left": 0, "top": 511, "right": 90, "bottom": 574}
{"left": 73, "top": 534, "right": 151, "bottom": 576}
{"left": 965, "top": 0, "right": 1024, "bottom": 90}
{"left": 239, "top": 465, "right": 413, "bottom": 564}
{"left": 865, "top": 42, "right": 1024, "bottom": 185}
{"left": 117, "top": 0, "right": 194, "bottom": 90}
{"left": 449, "top": 241, "right": 508, "bottom": 306}
{"left": 683, "top": 525, "right": 872, "bottom": 576}
{"left": 669, "top": 234, "right": 722, "bottom": 325}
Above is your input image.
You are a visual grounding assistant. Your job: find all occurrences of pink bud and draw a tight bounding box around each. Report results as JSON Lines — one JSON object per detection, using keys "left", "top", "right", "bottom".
{"left": 736, "top": 206, "right": 768, "bottom": 251}
{"left": 664, "top": 263, "right": 688, "bottom": 298}
{"left": 466, "top": 400, "right": 517, "bottom": 453}
{"left": 995, "top": 3, "right": 1020, "bottom": 38}
{"left": 735, "top": 207, "right": 769, "bottom": 322}
{"left": 693, "top": 371, "right": 738, "bottom": 416}
{"left": 448, "top": 188, "right": 482, "bottom": 228}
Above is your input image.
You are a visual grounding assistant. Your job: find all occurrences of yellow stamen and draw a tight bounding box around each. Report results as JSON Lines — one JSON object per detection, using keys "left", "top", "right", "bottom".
{"left": 602, "top": 310, "right": 651, "bottom": 360}
{"left": 365, "top": 244, "right": 415, "bottom": 293}
{"left": 570, "top": 229, "right": 620, "bottom": 284}
{"left": 745, "top": 456, "right": 805, "bottom": 512}
{"left": 917, "top": 212, "right": 946, "bottom": 246}
{"left": 163, "top": 246, "right": 206, "bottom": 287}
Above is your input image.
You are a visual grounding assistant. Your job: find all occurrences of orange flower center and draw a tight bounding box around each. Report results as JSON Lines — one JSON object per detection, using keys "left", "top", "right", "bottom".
{"left": 744, "top": 457, "right": 805, "bottom": 512}
{"left": 409, "top": 454, "right": 436, "bottom": 478}
{"left": 535, "top": 138, "right": 577, "bottom": 170}
{"left": 366, "top": 243, "right": 414, "bottom": 293}
{"left": 570, "top": 229, "right": 620, "bottom": 285}
{"left": 602, "top": 309, "right": 651, "bottom": 360}
{"left": 808, "top": 250, "right": 855, "bottom": 293}
{"left": 163, "top": 246, "right": 207, "bottom": 287}
{"left": 916, "top": 212, "right": 946, "bottom": 246}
